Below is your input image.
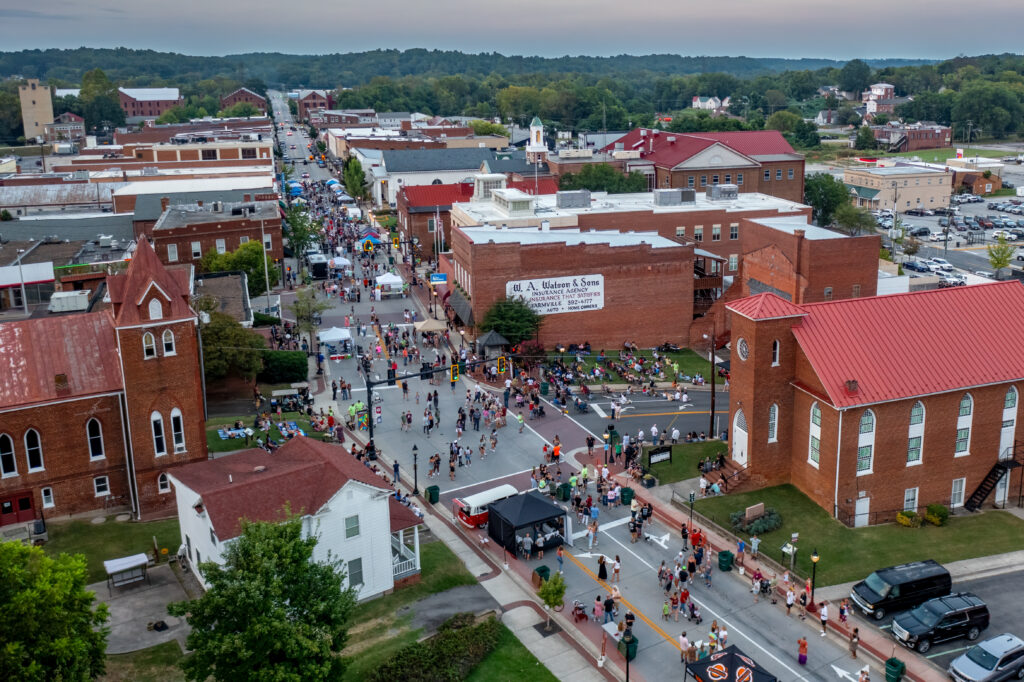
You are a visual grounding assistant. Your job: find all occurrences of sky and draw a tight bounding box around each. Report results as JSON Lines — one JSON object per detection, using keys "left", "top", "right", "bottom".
{"left": 2, "top": 0, "right": 1023, "bottom": 61}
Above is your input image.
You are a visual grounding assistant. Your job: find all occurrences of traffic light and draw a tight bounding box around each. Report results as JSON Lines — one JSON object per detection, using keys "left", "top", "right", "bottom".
{"left": 497, "top": 356, "right": 507, "bottom": 374}
{"left": 392, "top": 236, "right": 400, "bottom": 249}
{"left": 363, "top": 240, "right": 373, "bottom": 253}
{"left": 286, "top": 266, "right": 292, "bottom": 273}
{"left": 450, "top": 364, "right": 459, "bottom": 383}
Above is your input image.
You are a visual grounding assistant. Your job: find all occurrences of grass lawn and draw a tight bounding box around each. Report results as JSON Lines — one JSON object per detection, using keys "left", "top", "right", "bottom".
{"left": 102, "top": 641, "right": 185, "bottom": 682}
{"left": 694, "top": 484, "right": 1024, "bottom": 586}
{"left": 45, "top": 518, "right": 181, "bottom": 584}
{"left": 646, "top": 441, "right": 724, "bottom": 484}
{"left": 551, "top": 347, "right": 725, "bottom": 385}
{"left": 466, "top": 623, "right": 559, "bottom": 682}
{"left": 205, "top": 412, "right": 331, "bottom": 453}
{"left": 878, "top": 146, "right": 1008, "bottom": 162}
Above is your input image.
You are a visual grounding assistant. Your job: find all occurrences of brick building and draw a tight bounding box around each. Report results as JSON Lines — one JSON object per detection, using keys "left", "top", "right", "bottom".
{"left": 114, "top": 117, "right": 274, "bottom": 145}
{"left": 446, "top": 223, "right": 693, "bottom": 348}
{"left": 151, "top": 200, "right": 283, "bottom": 264}
{"left": 219, "top": 87, "right": 267, "bottom": 114}
{"left": 296, "top": 89, "right": 333, "bottom": 121}
{"left": 0, "top": 239, "right": 206, "bottom": 526}
{"left": 112, "top": 177, "right": 277, "bottom": 235}
{"left": 871, "top": 123, "right": 952, "bottom": 153}
{"left": 18, "top": 79, "right": 54, "bottom": 141}
{"left": 44, "top": 112, "right": 86, "bottom": 142}
{"left": 118, "top": 88, "right": 185, "bottom": 120}
{"left": 726, "top": 283, "right": 1024, "bottom": 527}
{"left": 599, "top": 129, "right": 806, "bottom": 203}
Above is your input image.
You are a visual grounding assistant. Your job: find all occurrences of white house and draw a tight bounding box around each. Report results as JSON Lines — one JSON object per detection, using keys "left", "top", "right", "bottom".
{"left": 168, "top": 438, "right": 422, "bottom": 601}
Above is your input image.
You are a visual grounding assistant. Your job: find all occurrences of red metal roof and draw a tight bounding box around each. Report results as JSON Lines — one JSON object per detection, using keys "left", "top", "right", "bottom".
{"left": 791, "top": 281, "right": 1024, "bottom": 408}
{"left": 0, "top": 313, "right": 122, "bottom": 409}
{"left": 107, "top": 239, "right": 194, "bottom": 326}
{"left": 727, "top": 292, "right": 807, "bottom": 321}
{"left": 601, "top": 128, "right": 797, "bottom": 167}
{"left": 401, "top": 179, "right": 560, "bottom": 208}
{"left": 169, "top": 438, "right": 391, "bottom": 539}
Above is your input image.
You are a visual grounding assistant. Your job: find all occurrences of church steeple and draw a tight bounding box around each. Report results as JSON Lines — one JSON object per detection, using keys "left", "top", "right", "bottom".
{"left": 526, "top": 115, "right": 546, "bottom": 163}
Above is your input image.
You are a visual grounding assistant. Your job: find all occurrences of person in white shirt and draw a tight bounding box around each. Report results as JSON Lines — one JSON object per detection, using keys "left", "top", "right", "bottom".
{"left": 650, "top": 424, "right": 659, "bottom": 441}
{"left": 671, "top": 428, "right": 680, "bottom": 443}
{"left": 679, "top": 632, "right": 690, "bottom": 663}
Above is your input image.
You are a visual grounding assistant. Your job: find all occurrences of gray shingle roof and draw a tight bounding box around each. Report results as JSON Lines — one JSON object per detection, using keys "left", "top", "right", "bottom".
{"left": 381, "top": 148, "right": 496, "bottom": 173}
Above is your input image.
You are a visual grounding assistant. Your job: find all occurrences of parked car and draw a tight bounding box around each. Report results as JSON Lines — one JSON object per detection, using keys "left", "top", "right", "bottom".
{"left": 908, "top": 226, "right": 931, "bottom": 238}
{"left": 893, "top": 592, "right": 989, "bottom": 653}
{"left": 974, "top": 270, "right": 996, "bottom": 279}
{"left": 931, "top": 231, "right": 951, "bottom": 242}
{"left": 851, "top": 559, "right": 952, "bottom": 621}
{"left": 992, "top": 230, "right": 1017, "bottom": 241}
{"left": 939, "top": 217, "right": 950, "bottom": 227}
{"left": 930, "top": 257, "right": 955, "bottom": 271}
{"left": 948, "top": 633, "right": 1024, "bottom": 681}
{"left": 939, "top": 275, "right": 968, "bottom": 287}
{"left": 904, "top": 261, "right": 932, "bottom": 273}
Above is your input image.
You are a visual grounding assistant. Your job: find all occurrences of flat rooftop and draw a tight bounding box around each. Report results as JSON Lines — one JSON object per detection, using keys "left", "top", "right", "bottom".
{"left": 113, "top": 176, "right": 274, "bottom": 196}
{"left": 90, "top": 165, "right": 273, "bottom": 180}
{"left": 458, "top": 225, "right": 682, "bottom": 249}
{"left": 747, "top": 216, "right": 853, "bottom": 240}
{"left": 155, "top": 200, "right": 278, "bottom": 230}
{"left": 852, "top": 166, "right": 949, "bottom": 176}
{"left": 454, "top": 190, "right": 806, "bottom": 224}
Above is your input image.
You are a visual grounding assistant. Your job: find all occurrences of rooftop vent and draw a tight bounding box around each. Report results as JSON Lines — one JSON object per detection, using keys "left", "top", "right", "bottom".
{"left": 556, "top": 189, "right": 590, "bottom": 209}
{"left": 680, "top": 188, "right": 697, "bottom": 203}
{"left": 706, "top": 183, "right": 739, "bottom": 201}
{"left": 653, "top": 189, "right": 683, "bottom": 207}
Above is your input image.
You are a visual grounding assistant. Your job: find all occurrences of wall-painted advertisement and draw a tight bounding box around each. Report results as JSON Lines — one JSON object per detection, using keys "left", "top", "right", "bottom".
{"left": 505, "top": 274, "right": 604, "bottom": 315}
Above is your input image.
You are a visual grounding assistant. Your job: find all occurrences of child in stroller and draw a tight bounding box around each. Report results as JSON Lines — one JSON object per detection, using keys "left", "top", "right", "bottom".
{"left": 571, "top": 599, "right": 588, "bottom": 623}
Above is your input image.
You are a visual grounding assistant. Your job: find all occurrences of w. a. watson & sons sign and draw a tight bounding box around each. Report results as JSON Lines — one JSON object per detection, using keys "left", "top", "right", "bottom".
{"left": 506, "top": 274, "right": 604, "bottom": 315}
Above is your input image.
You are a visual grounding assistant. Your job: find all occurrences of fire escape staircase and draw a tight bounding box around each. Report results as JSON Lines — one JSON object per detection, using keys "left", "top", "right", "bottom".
{"left": 964, "top": 442, "right": 1023, "bottom": 512}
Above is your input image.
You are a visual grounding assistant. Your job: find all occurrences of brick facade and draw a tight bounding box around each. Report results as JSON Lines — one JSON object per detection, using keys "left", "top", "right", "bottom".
{"left": 653, "top": 160, "right": 804, "bottom": 204}
{"left": 297, "top": 92, "right": 332, "bottom": 122}
{"left": 119, "top": 91, "right": 184, "bottom": 119}
{"left": 150, "top": 205, "right": 285, "bottom": 263}
{"left": 220, "top": 88, "right": 267, "bottom": 114}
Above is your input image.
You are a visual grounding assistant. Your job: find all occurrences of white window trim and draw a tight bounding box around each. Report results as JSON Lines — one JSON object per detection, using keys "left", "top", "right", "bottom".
{"left": 0, "top": 433, "right": 18, "bottom": 478}
{"left": 143, "top": 332, "right": 156, "bottom": 359}
{"left": 768, "top": 404, "right": 778, "bottom": 444}
{"left": 856, "top": 410, "right": 875, "bottom": 476}
{"left": 191, "top": 241, "right": 202, "bottom": 259}
{"left": 771, "top": 340, "right": 780, "bottom": 367}
{"left": 903, "top": 487, "right": 918, "bottom": 512}
{"left": 41, "top": 486, "right": 54, "bottom": 508}
{"left": 951, "top": 477, "right": 966, "bottom": 508}
{"left": 955, "top": 394, "right": 973, "bottom": 457}
{"left": 907, "top": 402, "right": 924, "bottom": 467}
{"left": 158, "top": 473, "right": 171, "bottom": 494}
{"left": 148, "top": 298, "right": 163, "bottom": 321}
{"left": 167, "top": 243, "right": 178, "bottom": 262}
{"left": 152, "top": 412, "right": 167, "bottom": 457}
{"left": 87, "top": 418, "right": 105, "bottom": 460}
{"left": 24, "top": 429, "right": 44, "bottom": 473}
{"left": 94, "top": 476, "right": 110, "bottom": 497}
{"left": 215, "top": 238, "right": 226, "bottom": 254}
{"left": 808, "top": 402, "right": 821, "bottom": 468}
{"left": 345, "top": 514, "right": 360, "bottom": 538}
{"left": 162, "top": 329, "right": 176, "bottom": 357}
{"left": 171, "top": 408, "right": 186, "bottom": 454}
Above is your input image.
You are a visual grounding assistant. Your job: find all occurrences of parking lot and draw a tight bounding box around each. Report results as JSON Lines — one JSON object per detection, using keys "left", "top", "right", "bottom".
{"left": 859, "top": 569, "right": 1024, "bottom": 674}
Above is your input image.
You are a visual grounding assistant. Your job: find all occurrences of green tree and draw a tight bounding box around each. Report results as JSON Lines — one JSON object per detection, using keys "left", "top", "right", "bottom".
{"left": 854, "top": 125, "right": 877, "bottom": 150}
{"left": 290, "top": 288, "right": 331, "bottom": 351}
{"left": 200, "top": 311, "right": 266, "bottom": 381}
{"left": 343, "top": 157, "right": 367, "bottom": 200}
{"left": 558, "top": 164, "right": 647, "bottom": 194}
{"left": 218, "top": 101, "right": 259, "bottom": 118}
{"left": 834, "top": 106, "right": 861, "bottom": 127}
{"left": 833, "top": 202, "right": 876, "bottom": 235}
{"left": 480, "top": 297, "right": 542, "bottom": 345}
{"left": 790, "top": 120, "right": 820, "bottom": 148}
{"left": 537, "top": 573, "right": 567, "bottom": 631}
{"left": 952, "top": 81, "right": 1023, "bottom": 139}
{"left": 0, "top": 542, "right": 109, "bottom": 681}
{"left": 804, "top": 172, "right": 851, "bottom": 226}
{"left": 838, "top": 59, "right": 872, "bottom": 94}
{"left": 468, "top": 119, "right": 508, "bottom": 137}
{"left": 873, "top": 113, "right": 890, "bottom": 125}
{"left": 168, "top": 515, "right": 357, "bottom": 682}
{"left": 284, "top": 206, "right": 319, "bottom": 257}
{"left": 903, "top": 237, "right": 921, "bottom": 257}
{"left": 763, "top": 89, "right": 788, "bottom": 114}
{"left": 988, "top": 235, "right": 1015, "bottom": 272}
{"left": 766, "top": 110, "right": 801, "bottom": 133}
{"left": 79, "top": 68, "right": 124, "bottom": 130}
{"left": 201, "top": 240, "right": 280, "bottom": 297}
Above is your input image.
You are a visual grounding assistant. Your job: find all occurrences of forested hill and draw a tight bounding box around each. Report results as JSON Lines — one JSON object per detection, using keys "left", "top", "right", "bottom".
{"left": 0, "top": 47, "right": 936, "bottom": 87}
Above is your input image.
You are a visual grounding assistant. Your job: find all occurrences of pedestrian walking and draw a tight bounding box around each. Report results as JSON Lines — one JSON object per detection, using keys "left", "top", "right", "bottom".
{"left": 612, "top": 556, "right": 621, "bottom": 583}
{"left": 598, "top": 555, "right": 608, "bottom": 581}
{"left": 797, "top": 637, "right": 808, "bottom": 666}
{"left": 849, "top": 628, "right": 859, "bottom": 659}
{"left": 819, "top": 601, "right": 829, "bottom": 636}
{"left": 556, "top": 545, "right": 564, "bottom": 574}
{"left": 719, "top": 625, "right": 728, "bottom": 647}
{"left": 679, "top": 632, "right": 690, "bottom": 664}
{"left": 593, "top": 596, "right": 604, "bottom": 623}
{"left": 392, "top": 460, "right": 400, "bottom": 485}
{"left": 736, "top": 538, "right": 745, "bottom": 566}
{"left": 786, "top": 588, "right": 796, "bottom": 616}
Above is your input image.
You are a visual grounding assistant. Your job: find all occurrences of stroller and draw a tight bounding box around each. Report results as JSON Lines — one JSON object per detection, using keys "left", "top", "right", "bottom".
{"left": 571, "top": 600, "right": 588, "bottom": 623}
{"left": 573, "top": 398, "right": 589, "bottom": 414}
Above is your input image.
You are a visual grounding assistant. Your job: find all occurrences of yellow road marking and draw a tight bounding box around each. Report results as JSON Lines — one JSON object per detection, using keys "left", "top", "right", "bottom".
{"left": 615, "top": 410, "right": 730, "bottom": 419}
{"left": 565, "top": 551, "right": 681, "bottom": 650}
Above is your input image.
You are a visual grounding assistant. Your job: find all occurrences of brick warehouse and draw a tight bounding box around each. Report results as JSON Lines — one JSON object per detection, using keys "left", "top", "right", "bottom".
{"left": 0, "top": 239, "right": 206, "bottom": 526}
{"left": 726, "top": 283, "right": 1024, "bottom": 527}
{"left": 150, "top": 200, "right": 284, "bottom": 264}
{"left": 445, "top": 222, "right": 693, "bottom": 349}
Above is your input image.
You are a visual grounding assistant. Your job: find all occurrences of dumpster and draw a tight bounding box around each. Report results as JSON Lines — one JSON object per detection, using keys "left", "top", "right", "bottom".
{"left": 557, "top": 483, "right": 571, "bottom": 501}
{"left": 718, "top": 550, "right": 734, "bottom": 572}
{"left": 617, "top": 633, "right": 639, "bottom": 661}
{"left": 620, "top": 487, "right": 635, "bottom": 505}
{"left": 425, "top": 485, "right": 440, "bottom": 504}
{"left": 885, "top": 657, "right": 906, "bottom": 682}
{"left": 540, "top": 381, "right": 550, "bottom": 396}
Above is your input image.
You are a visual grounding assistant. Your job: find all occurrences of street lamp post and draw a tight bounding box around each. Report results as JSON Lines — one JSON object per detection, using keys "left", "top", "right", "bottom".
{"left": 689, "top": 490, "right": 695, "bottom": 530}
{"left": 16, "top": 249, "right": 29, "bottom": 315}
{"left": 603, "top": 431, "right": 609, "bottom": 465}
{"left": 702, "top": 324, "right": 716, "bottom": 439}
{"left": 432, "top": 290, "right": 438, "bottom": 319}
{"left": 622, "top": 629, "right": 634, "bottom": 681}
{"left": 459, "top": 329, "right": 465, "bottom": 350}
{"left": 412, "top": 444, "right": 419, "bottom": 496}
{"left": 810, "top": 548, "right": 820, "bottom": 606}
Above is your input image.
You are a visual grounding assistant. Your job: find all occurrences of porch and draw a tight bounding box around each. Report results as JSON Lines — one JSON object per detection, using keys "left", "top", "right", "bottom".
{"left": 391, "top": 526, "right": 421, "bottom": 580}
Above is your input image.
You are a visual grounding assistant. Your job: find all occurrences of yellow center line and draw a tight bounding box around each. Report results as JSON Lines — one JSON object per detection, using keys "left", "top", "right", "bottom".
{"left": 565, "top": 551, "right": 681, "bottom": 651}
{"left": 615, "top": 410, "right": 730, "bottom": 419}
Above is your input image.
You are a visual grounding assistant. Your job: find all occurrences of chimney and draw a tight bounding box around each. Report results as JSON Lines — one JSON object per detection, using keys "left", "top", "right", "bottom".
{"left": 160, "top": 197, "right": 169, "bottom": 212}
{"left": 845, "top": 379, "right": 859, "bottom": 395}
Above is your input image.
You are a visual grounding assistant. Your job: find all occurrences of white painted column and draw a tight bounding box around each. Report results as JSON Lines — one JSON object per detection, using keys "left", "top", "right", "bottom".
{"left": 413, "top": 525, "right": 420, "bottom": 570}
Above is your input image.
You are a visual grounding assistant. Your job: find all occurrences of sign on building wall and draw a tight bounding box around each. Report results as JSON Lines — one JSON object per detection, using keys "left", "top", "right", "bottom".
{"left": 505, "top": 274, "right": 604, "bottom": 315}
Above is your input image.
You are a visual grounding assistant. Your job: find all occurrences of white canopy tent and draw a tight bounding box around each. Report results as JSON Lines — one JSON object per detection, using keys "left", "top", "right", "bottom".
{"left": 318, "top": 327, "right": 353, "bottom": 343}
{"left": 375, "top": 272, "right": 403, "bottom": 287}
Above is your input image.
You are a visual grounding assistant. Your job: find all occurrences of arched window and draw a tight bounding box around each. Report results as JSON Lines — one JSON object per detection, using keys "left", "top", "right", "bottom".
{"left": 143, "top": 332, "right": 156, "bottom": 359}
{"left": 1006, "top": 386, "right": 1018, "bottom": 410}
{"left": 151, "top": 412, "right": 166, "bottom": 456}
{"left": 87, "top": 418, "right": 104, "bottom": 459}
{"left": 857, "top": 410, "right": 875, "bottom": 475}
{"left": 771, "top": 340, "right": 780, "bottom": 366}
{"left": 171, "top": 408, "right": 186, "bottom": 453}
{"left": 0, "top": 434, "right": 16, "bottom": 477}
{"left": 808, "top": 402, "right": 821, "bottom": 466}
{"left": 24, "top": 429, "right": 43, "bottom": 472}
{"left": 162, "top": 329, "right": 176, "bottom": 356}
{"left": 907, "top": 402, "right": 924, "bottom": 465}
{"left": 148, "top": 298, "right": 163, "bottom": 320}
{"left": 955, "top": 393, "right": 973, "bottom": 456}
{"left": 768, "top": 404, "right": 778, "bottom": 443}
{"left": 158, "top": 473, "right": 170, "bottom": 493}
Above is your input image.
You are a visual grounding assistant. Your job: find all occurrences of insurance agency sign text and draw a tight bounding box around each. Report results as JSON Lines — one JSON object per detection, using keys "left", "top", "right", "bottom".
{"left": 505, "top": 274, "right": 604, "bottom": 315}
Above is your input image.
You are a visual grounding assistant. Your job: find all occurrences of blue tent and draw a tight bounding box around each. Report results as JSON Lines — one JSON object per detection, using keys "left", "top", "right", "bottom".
{"left": 326, "top": 178, "right": 340, "bottom": 186}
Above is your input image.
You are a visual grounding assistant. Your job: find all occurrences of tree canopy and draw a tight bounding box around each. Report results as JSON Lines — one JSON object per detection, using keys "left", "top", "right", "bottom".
{"left": 200, "top": 240, "right": 280, "bottom": 297}
{"left": 854, "top": 125, "right": 877, "bottom": 150}
{"left": 200, "top": 311, "right": 266, "bottom": 381}
{"left": 833, "top": 202, "right": 877, "bottom": 235}
{"left": 480, "top": 297, "right": 542, "bottom": 346}
{"left": 343, "top": 157, "right": 367, "bottom": 200}
{"left": 804, "top": 172, "right": 852, "bottom": 226}
{"left": 0, "top": 542, "right": 109, "bottom": 681}
{"left": 168, "top": 515, "right": 357, "bottom": 682}
{"left": 988, "top": 235, "right": 1015, "bottom": 271}
{"left": 468, "top": 119, "right": 508, "bottom": 137}
{"left": 558, "top": 164, "right": 647, "bottom": 194}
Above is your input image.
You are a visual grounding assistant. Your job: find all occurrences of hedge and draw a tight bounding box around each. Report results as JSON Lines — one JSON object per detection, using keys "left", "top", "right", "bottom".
{"left": 258, "top": 350, "right": 307, "bottom": 383}
{"left": 729, "top": 507, "right": 783, "bottom": 536}
{"left": 369, "top": 614, "right": 500, "bottom": 682}
{"left": 253, "top": 312, "right": 281, "bottom": 327}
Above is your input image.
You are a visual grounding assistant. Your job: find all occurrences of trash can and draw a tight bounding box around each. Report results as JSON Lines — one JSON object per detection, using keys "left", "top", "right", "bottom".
{"left": 540, "top": 381, "right": 550, "bottom": 396}
{"left": 718, "top": 550, "right": 734, "bottom": 572}
{"left": 534, "top": 565, "right": 551, "bottom": 583}
{"left": 425, "top": 485, "right": 440, "bottom": 504}
{"left": 557, "top": 483, "right": 571, "bottom": 501}
{"left": 620, "top": 487, "right": 635, "bottom": 505}
{"left": 885, "top": 657, "right": 906, "bottom": 682}
{"left": 617, "top": 633, "right": 639, "bottom": 661}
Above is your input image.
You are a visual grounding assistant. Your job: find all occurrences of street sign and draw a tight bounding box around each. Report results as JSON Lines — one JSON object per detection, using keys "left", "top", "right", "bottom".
{"left": 430, "top": 273, "right": 447, "bottom": 284}
{"left": 374, "top": 406, "right": 382, "bottom": 415}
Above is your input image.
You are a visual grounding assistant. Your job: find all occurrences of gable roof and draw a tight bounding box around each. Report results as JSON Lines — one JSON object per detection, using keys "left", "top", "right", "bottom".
{"left": 119, "top": 87, "right": 180, "bottom": 102}
{"left": 600, "top": 128, "right": 799, "bottom": 168}
{"left": 790, "top": 282, "right": 1024, "bottom": 408}
{"left": 382, "top": 148, "right": 496, "bottom": 174}
{"left": 106, "top": 238, "right": 194, "bottom": 326}
{"left": 0, "top": 313, "right": 123, "bottom": 410}
{"left": 223, "top": 87, "right": 266, "bottom": 102}
{"left": 401, "top": 178, "right": 559, "bottom": 209}
{"left": 727, "top": 292, "right": 807, "bottom": 321}
{"left": 170, "top": 438, "right": 389, "bottom": 538}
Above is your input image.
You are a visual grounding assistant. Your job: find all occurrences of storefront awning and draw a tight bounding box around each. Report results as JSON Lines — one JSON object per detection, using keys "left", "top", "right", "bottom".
{"left": 447, "top": 288, "right": 474, "bottom": 326}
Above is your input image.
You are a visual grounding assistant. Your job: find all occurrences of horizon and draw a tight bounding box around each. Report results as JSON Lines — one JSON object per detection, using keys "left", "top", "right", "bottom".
{"left": 2, "top": 0, "right": 1023, "bottom": 61}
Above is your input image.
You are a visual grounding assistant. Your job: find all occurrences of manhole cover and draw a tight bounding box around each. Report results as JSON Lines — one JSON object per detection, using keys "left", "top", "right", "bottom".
{"left": 90, "top": 516, "right": 106, "bottom": 524}
{"left": 116, "top": 514, "right": 132, "bottom": 522}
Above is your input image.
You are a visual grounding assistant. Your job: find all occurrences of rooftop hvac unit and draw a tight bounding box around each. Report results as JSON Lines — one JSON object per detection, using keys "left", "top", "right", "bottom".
{"left": 555, "top": 189, "right": 590, "bottom": 209}
{"left": 653, "top": 189, "right": 683, "bottom": 207}
{"left": 706, "top": 183, "right": 739, "bottom": 201}
{"left": 98, "top": 235, "right": 113, "bottom": 247}
{"left": 680, "top": 188, "right": 697, "bottom": 203}
{"left": 212, "top": 201, "right": 223, "bottom": 212}
{"left": 141, "top": 167, "right": 159, "bottom": 176}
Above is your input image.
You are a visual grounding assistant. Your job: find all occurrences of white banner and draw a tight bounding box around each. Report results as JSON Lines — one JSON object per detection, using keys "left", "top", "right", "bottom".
{"left": 506, "top": 274, "right": 604, "bottom": 315}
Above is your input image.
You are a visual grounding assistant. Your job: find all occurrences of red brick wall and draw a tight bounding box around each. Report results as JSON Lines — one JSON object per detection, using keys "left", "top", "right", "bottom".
{"left": 220, "top": 91, "right": 267, "bottom": 113}
{"left": 653, "top": 160, "right": 805, "bottom": 203}
{"left": 119, "top": 92, "right": 185, "bottom": 119}
{"left": 149, "top": 215, "right": 284, "bottom": 263}
{"left": 397, "top": 194, "right": 450, "bottom": 259}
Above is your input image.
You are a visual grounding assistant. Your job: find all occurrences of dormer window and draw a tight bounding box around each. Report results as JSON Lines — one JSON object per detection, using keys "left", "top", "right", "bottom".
{"left": 148, "top": 298, "right": 163, "bottom": 320}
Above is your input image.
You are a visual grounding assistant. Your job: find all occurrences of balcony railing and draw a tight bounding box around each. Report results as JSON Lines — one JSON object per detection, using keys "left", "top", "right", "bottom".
{"left": 694, "top": 276, "right": 723, "bottom": 290}
{"left": 391, "top": 534, "right": 419, "bottom": 579}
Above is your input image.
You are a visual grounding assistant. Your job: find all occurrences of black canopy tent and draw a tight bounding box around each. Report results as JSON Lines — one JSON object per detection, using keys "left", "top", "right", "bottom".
{"left": 684, "top": 645, "right": 778, "bottom": 682}
{"left": 487, "top": 491, "right": 572, "bottom": 555}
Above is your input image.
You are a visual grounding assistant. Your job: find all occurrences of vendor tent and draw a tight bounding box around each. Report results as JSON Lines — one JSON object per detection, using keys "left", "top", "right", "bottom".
{"left": 375, "top": 272, "right": 403, "bottom": 287}
{"left": 487, "top": 491, "right": 570, "bottom": 554}
{"left": 318, "top": 327, "right": 353, "bottom": 343}
{"left": 329, "top": 257, "right": 351, "bottom": 268}
{"left": 684, "top": 646, "right": 778, "bottom": 682}
{"left": 325, "top": 178, "right": 340, "bottom": 185}
{"left": 414, "top": 318, "right": 448, "bottom": 333}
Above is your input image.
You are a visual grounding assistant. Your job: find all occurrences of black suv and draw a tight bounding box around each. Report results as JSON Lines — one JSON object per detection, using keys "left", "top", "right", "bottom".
{"left": 892, "top": 592, "right": 989, "bottom": 653}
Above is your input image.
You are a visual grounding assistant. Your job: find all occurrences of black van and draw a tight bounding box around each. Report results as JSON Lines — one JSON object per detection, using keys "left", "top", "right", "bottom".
{"left": 850, "top": 559, "right": 951, "bottom": 621}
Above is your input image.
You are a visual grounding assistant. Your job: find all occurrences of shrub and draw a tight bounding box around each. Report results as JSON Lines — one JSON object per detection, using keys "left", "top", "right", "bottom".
{"left": 253, "top": 312, "right": 281, "bottom": 327}
{"left": 925, "top": 503, "right": 949, "bottom": 526}
{"left": 729, "top": 507, "right": 783, "bottom": 535}
{"left": 896, "top": 511, "right": 922, "bottom": 528}
{"left": 258, "top": 350, "right": 307, "bottom": 383}
{"left": 369, "top": 614, "right": 501, "bottom": 681}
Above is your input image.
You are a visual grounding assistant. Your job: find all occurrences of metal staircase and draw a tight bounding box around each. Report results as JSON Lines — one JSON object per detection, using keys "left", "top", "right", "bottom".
{"left": 964, "top": 442, "right": 1024, "bottom": 512}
